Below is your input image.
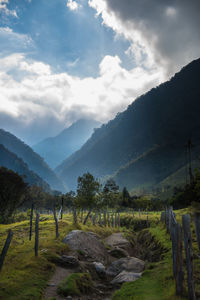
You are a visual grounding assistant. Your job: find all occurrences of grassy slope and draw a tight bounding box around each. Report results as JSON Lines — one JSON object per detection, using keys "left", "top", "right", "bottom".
{"left": 112, "top": 208, "right": 200, "bottom": 300}
{"left": 0, "top": 214, "right": 116, "bottom": 300}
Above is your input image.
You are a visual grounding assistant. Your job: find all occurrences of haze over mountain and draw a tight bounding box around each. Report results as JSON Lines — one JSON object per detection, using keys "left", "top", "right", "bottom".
{"left": 56, "top": 58, "right": 200, "bottom": 192}
{"left": 0, "top": 129, "right": 66, "bottom": 192}
{"left": 0, "top": 144, "right": 50, "bottom": 191}
{"left": 33, "top": 119, "right": 101, "bottom": 169}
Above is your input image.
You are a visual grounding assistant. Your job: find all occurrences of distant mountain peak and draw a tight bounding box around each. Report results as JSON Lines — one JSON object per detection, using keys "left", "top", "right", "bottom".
{"left": 33, "top": 118, "right": 101, "bottom": 169}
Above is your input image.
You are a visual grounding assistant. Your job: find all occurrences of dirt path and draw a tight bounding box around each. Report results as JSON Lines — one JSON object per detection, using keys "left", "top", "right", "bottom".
{"left": 44, "top": 266, "right": 73, "bottom": 300}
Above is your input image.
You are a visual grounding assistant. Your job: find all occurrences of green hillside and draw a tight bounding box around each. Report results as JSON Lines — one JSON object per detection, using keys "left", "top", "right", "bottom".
{"left": 56, "top": 58, "right": 200, "bottom": 191}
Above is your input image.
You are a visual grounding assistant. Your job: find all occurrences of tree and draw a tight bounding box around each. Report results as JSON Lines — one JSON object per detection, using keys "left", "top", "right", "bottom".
{"left": 102, "top": 179, "right": 120, "bottom": 208}
{"left": 0, "top": 167, "right": 27, "bottom": 223}
{"left": 121, "top": 187, "right": 131, "bottom": 207}
{"left": 77, "top": 172, "right": 100, "bottom": 224}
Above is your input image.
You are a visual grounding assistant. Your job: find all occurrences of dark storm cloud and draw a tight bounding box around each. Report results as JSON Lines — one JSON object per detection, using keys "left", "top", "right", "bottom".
{"left": 105, "top": 0, "right": 200, "bottom": 74}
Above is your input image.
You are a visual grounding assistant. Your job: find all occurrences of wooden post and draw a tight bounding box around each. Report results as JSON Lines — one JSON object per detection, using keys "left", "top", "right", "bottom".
{"left": 111, "top": 214, "right": 114, "bottom": 228}
{"left": 194, "top": 213, "right": 200, "bottom": 250}
{"left": 29, "top": 203, "right": 34, "bottom": 241}
{"left": 103, "top": 210, "right": 107, "bottom": 226}
{"left": 35, "top": 213, "right": 39, "bottom": 257}
{"left": 73, "top": 207, "right": 77, "bottom": 225}
{"left": 171, "top": 223, "right": 184, "bottom": 295}
{"left": 81, "top": 209, "right": 83, "bottom": 223}
{"left": 107, "top": 211, "right": 110, "bottom": 227}
{"left": 61, "top": 197, "right": 64, "bottom": 220}
{"left": 53, "top": 207, "right": 59, "bottom": 238}
{"left": 118, "top": 212, "right": 120, "bottom": 228}
{"left": 0, "top": 230, "right": 13, "bottom": 271}
{"left": 182, "top": 214, "right": 196, "bottom": 300}
{"left": 83, "top": 209, "right": 92, "bottom": 225}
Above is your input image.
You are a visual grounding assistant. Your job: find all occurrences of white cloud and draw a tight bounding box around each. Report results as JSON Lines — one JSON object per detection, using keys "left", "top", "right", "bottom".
{"left": 0, "top": 0, "right": 17, "bottom": 17}
{"left": 66, "top": 0, "right": 81, "bottom": 11}
{"left": 0, "top": 53, "right": 163, "bottom": 144}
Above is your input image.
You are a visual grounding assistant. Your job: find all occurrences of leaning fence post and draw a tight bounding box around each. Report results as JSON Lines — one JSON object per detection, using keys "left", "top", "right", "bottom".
{"left": 171, "top": 222, "right": 184, "bottom": 295}
{"left": 53, "top": 206, "right": 59, "bottom": 238}
{"left": 182, "top": 214, "right": 196, "bottom": 300}
{"left": 194, "top": 213, "right": 200, "bottom": 250}
{"left": 0, "top": 230, "right": 13, "bottom": 271}
{"left": 35, "top": 213, "right": 39, "bottom": 257}
{"left": 29, "top": 203, "right": 34, "bottom": 241}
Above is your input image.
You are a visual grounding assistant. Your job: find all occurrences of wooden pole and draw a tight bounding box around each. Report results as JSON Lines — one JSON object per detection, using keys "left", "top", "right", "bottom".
{"left": 53, "top": 206, "right": 59, "bottom": 238}
{"left": 35, "top": 213, "right": 39, "bottom": 257}
{"left": 182, "top": 214, "right": 196, "bottom": 300}
{"left": 61, "top": 197, "right": 64, "bottom": 220}
{"left": 0, "top": 230, "right": 13, "bottom": 271}
{"left": 171, "top": 223, "right": 184, "bottom": 295}
{"left": 29, "top": 203, "right": 34, "bottom": 241}
{"left": 194, "top": 213, "right": 200, "bottom": 250}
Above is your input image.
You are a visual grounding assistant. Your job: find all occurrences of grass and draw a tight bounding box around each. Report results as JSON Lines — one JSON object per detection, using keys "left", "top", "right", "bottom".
{"left": 0, "top": 208, "right": 199, "bottom": 300}
{"left": 0, "top": 213, "right": 117, "bottom": 300}
{"left": 57, "top": 272, "right": 93, "bottom": 296}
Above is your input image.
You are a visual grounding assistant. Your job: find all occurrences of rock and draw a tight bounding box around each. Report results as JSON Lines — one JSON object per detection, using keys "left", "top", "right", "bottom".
{"left": 108, "top": 247, "right": 129, "bottom": 258}
{"left": 106, "top": 257, "right": 145, "bottom": 277}
{"left": 60, "top": 255, "right": 79, "bottom": 268}
{"left": 104, "top": 233, "right": 134, "bottom": 256}
{"left": 63, "top": 230, "right": 109, "bottom": 263}
{"left": 111, "top": 271, "right": 142, "bottom": 284}
{"left": 93, "top": 262, "right": 106, "bottom": 278}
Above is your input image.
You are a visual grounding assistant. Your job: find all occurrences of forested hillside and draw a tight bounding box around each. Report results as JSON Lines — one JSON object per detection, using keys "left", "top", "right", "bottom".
{"left": 0, "top": 129, "right": 66, "bottom": 192}
{"left": 56, "top": 58, "right": 200, "bottom": 191}
{"left": 0, "top": 144, "right": 50, "bottom": 190}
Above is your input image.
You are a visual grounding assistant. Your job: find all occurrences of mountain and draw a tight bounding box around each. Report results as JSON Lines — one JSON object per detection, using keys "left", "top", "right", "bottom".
{"left": 0, "top": 129, "right": 66, "bottom": 192}
{"left": 55, "top": 58, "right": 200, "bottom": 192}
{"left": 33, "top": 119, "right": 101, "bottom": 169}
{"left": 0, "top": 144, "right": 50, "bottom": 191}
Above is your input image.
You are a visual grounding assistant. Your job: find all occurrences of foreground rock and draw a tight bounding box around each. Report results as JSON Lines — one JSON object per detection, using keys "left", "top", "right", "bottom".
{"left": 111, "top": 271, "right": 142, "bottom": 284}
{"left": 104, "top": 232, "right": 134, "bottom": 256}
{"left": 63, "top": 230, "right": 109, "bottom": 264}
{"left": 106, "top": 257, "right": 145, "bottom": 277}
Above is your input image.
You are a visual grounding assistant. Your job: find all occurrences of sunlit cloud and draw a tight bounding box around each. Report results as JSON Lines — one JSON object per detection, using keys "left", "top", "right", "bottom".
{"left": 0, "top": 0, "right": 17, "bottom": 17}
{"left": 0, "top": 53, "right": 163, "bottom": 144}
{"left": 66, "top": 0, "right": 81, "bottom": 11}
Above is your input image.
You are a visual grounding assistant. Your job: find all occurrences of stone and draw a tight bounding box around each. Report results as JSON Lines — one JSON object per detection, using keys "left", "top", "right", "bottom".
{"left": 104, "top": 233, "right": 134, "bottom": 256}
{"left": 93, "top": 262, "right": 106, "bottom": 278}
{"left": 111, "top": 271, "right": 142, "bottom": 284}
{"left": 63, "top": 230, "right": 109, "bottom": 264}
{"left": 108, "top": 247, "right": 129, "bottom": 258}
{"left": 106, "top": 257, "right": 145, "bottom": 277}
{"left": 60, "top": 255, "right": 79, "bottom": 268}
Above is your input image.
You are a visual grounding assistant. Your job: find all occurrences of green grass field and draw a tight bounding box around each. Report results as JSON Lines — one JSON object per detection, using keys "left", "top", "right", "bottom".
{"left": 0, "top": 209, "right": 199, "bottom": 300}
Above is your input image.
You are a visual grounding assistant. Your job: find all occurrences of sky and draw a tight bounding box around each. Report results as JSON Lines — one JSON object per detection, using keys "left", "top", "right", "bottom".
{"left": 0, "top": 0, "right": 199, "bottom": 145}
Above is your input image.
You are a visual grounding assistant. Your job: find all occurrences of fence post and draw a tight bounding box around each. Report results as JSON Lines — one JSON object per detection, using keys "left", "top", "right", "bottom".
{"left": 182, "top": 214, "right": 196, "bottom": 300}
{"left": 35, "top": 213, "right": 39, "bottom": 257}
{"left": 111, "top": 214, "right": 114, "bottom": 228}
{"left": 61, "top": 197, "right": 64, "bottom": 220}
{"left": 81, "top": 209, "right": 83, "bottom": 223}
{"left": 118, "top": 212, "right": 120, "bottom": 228}
{"left": 29, "top": 203, "right": 34, "bottom": 241}
{"left": 194, "top": 213, "right": 200, "bottom": 250}
{"left": 171, "top": 222, "right": 184, "bottom": 295}
{"left": 103, "top": 210, "right": 107, "bottom": 226}
{"left": 0, "top": 230, "right": 13, "bottom": 271}
{"left": 53, "top": 206, "right": 59, "bottom": 238}
{"left": 107, "top": 211, "right": 110, "bottom": 227}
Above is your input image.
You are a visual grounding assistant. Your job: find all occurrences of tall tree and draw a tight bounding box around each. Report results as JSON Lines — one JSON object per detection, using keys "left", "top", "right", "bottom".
{"left": 0, "top": 167, "right": 27, "bottom": 223}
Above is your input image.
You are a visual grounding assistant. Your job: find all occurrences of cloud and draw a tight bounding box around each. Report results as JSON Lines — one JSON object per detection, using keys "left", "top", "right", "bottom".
{"left": 0, "top": 53, "right": 163, "bottom": 144}
{"left": 0, "top": 27, "right": 34, "bottom": 55}
{"left": 66, "top": 0, "right": 81, "bottom": 11}
{"left": 0, "top": 0, "right": 17, "bottom": 17}
{"left": 88, "top": 0, "right": 200, "bottom": 76}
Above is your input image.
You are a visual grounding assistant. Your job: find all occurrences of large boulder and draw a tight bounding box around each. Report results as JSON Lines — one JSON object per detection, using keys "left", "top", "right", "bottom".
{"left": 63, "top": 230, "right": 109, "bottom": 264}
{"left": 104, "top": 233, "right": 134, "bottom": 256}
{"left": 106, "top": 257, "right": 145, "bottom": 277}
{"left": 111, "top": 271, "right": 142, "bottom": 284}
